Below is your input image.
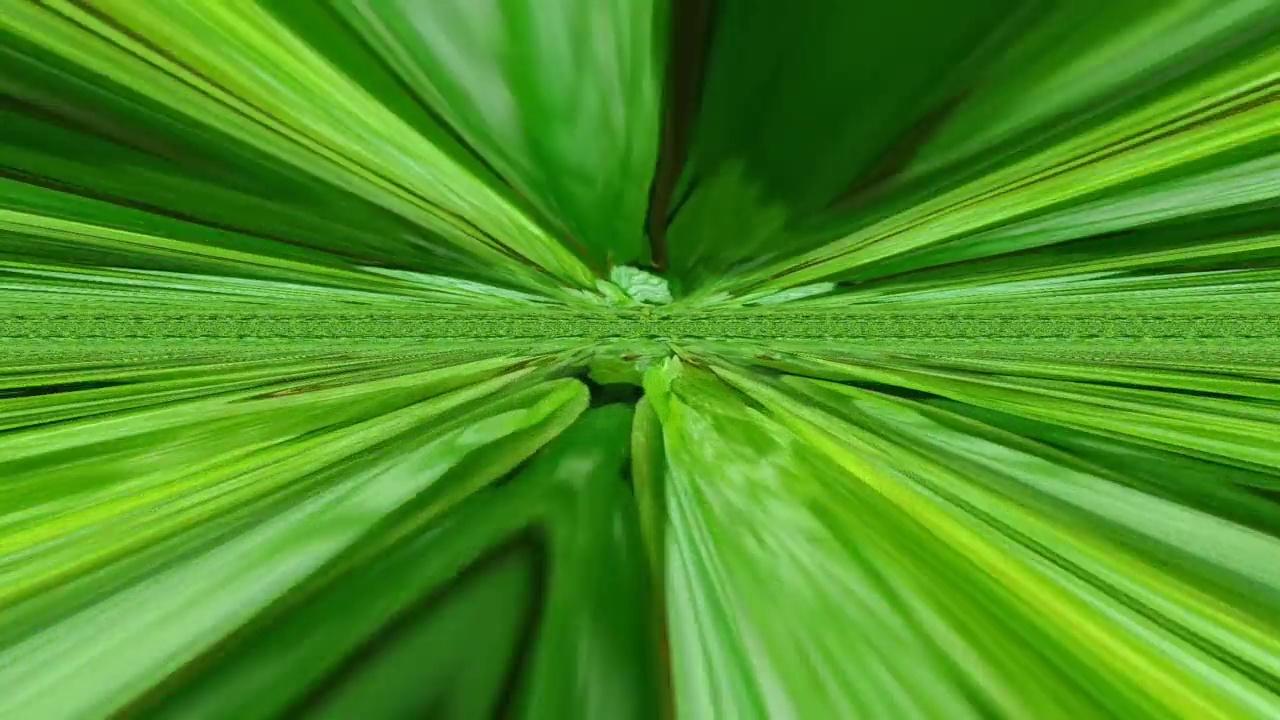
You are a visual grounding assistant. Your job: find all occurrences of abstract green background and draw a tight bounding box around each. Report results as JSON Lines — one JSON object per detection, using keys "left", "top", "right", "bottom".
{"left": 2, "top": 1, "right": 1279, "bottom": 718}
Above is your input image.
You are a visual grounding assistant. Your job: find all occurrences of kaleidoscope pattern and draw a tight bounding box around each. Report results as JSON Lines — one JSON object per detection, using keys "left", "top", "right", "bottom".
{"left": 2, "top": 2, "right": 1279, "bottom": 718}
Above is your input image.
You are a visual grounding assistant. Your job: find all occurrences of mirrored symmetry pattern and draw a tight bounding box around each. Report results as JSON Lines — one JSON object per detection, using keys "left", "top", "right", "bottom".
{"left": 2, "top": 2, "right": 1280, "bottom": 718}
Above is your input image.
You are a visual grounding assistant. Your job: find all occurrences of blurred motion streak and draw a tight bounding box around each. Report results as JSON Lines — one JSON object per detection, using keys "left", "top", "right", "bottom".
{"left": 1, "top": 1, "right": 1279, "bottom": 718}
